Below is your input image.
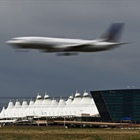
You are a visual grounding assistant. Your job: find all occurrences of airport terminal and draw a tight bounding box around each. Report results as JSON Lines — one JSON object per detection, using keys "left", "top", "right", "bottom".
{"left": 0, "top": 88, "right": 140, "bottom": 127}
{"left": 91, "top": 89, "right": 140, "bottom": 123}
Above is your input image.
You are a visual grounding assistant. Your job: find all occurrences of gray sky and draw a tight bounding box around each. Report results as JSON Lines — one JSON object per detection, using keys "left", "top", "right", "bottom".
{"left": 0, "top": 0, "right": 139, "bottom": 97}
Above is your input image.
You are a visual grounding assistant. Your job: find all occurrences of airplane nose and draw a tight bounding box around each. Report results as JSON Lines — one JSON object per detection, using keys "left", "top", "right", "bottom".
{"left": 6, "top": 39, "right": 22, "bottom": 46}
{"left": 6, "top": 40, "right": 20, "bottom": 48}
{"left": 6, "top": 40, "right": 15, "bottom": 44}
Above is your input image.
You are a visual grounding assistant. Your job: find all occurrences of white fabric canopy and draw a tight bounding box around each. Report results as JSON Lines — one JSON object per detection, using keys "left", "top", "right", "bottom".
{"left": 0, "top": 91, "right": 99, "bottom": 119}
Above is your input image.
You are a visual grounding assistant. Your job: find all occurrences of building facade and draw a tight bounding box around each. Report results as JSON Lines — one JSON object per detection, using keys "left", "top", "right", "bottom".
{"left": 91, "top": 89, "right": 140, "bottom": 123}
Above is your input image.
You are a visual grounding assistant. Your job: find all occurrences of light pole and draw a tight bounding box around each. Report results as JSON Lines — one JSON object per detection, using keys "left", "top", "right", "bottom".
{"left": 64, "top": 117, "right": 65, "bottom": 127}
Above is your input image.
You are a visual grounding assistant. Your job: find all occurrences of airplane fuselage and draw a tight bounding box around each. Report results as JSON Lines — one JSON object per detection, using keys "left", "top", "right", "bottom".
{"left": 7, "top": 37, "right": 119, "bottom": 52}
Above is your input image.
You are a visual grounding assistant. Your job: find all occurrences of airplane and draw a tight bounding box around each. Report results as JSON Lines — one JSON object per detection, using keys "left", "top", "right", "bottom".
{"left": 6, "top": 23, "right": 128, "bottom": 56}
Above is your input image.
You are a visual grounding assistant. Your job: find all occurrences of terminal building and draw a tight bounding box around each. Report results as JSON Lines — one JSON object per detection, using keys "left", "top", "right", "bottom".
{"left": 91, "top": 89, "right": 140, "bottom": 123}
{"left": 0, "top": 91, "right": 99, "bottom": 120}
{"left": 1, "top": 89, "right": 140, "bottom": 125}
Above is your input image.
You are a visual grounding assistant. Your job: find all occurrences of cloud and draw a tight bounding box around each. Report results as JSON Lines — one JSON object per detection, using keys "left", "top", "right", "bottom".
{"left": 0, "top": 1, "right": 139, "bottom": 100}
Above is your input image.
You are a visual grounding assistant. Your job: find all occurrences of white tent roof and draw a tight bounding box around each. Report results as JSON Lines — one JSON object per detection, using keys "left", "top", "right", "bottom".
{"left": 63, "top": 96, "right": 73, "bottom": 116}
{"left": 4, "top": 100, "right": 14, "bottom": 118}
{"left": 65, "top": 96, "right": 73, "bottom": 105}
{"left": 34, "top": 93, "right": 43, "bottom": 106}
{"left": 66, "top": 91, "right": 82, "bottom": 116}
{"left": 18, "top": 100, "right": 28, "bottom": 117}
{"left": 78, "top": 91, "right": 95, "bottom": 116}
{"left": 7, "top": 100, "right": 14, "bottom": 108}
{"left": 0, "top": 107, "right": 6, "bottom": 118}
{"left": 41, "top": 94, "right": 52, "bottom": 105}
{"left": 10, "top": 100, "right": 21, "bottom": 118}
{"left": 54, "top": 98, "right": 66, "bottom": 116}
{"left": 47, "top": 99, "right": 58, "bottom": 117}
{"left": 87, "top": 98, "right": 99, "bottom": 116}
{"left": 33, "top": 93, "right": 43, "bottom": 117}
{"left": 38, "top": 94, "right": 52, "bottom": 117}
{"left": 0, "top": 91, "right": 99, "bottom": 119}
{"left": 24, "top": 99, "right": 35, "bottom": 117}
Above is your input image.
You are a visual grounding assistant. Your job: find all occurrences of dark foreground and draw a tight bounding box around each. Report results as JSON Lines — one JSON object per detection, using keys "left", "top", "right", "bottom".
{"left": 0, "top": 126, "right": 140, "bottom": 140}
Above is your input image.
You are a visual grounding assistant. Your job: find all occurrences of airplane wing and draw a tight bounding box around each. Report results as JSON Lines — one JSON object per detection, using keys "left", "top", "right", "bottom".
{"left": 59, "top": 42, "right": 92, "bottom": 51}
{"left": 55, "top": 43, "right": 92, "bottom": 55}
{"left": 38, "top": 41, "right": 93, "bottom": 52}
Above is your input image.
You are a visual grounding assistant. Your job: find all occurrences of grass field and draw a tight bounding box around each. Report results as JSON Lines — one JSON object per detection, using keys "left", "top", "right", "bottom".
{"left": 0, "top": 126, "right": 140, "bottom": 140}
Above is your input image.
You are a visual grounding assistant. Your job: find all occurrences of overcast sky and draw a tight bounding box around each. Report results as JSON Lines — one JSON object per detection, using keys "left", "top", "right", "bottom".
{"left": 0, "top": 0, "right": 139, "bottom": 98}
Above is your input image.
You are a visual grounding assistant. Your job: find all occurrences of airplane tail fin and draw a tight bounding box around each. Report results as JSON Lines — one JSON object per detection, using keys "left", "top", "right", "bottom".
{"left": 100, "top": 23, "right": 124, "bottom": 42}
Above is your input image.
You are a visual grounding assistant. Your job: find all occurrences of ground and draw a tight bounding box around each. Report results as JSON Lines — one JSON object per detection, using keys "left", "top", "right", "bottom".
{"left": 0, "top": 126, "right": 140, "bottom": 140}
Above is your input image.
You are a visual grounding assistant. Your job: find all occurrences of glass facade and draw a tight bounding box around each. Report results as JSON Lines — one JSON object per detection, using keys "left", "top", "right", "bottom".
{"left": 91, "top": 89, "right": 140, "bottom": 122}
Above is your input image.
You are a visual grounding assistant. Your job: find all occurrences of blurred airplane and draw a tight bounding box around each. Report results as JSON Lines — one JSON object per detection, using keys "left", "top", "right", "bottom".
{"left": 6, "top": 23, "right": 128, "bottom": 56}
